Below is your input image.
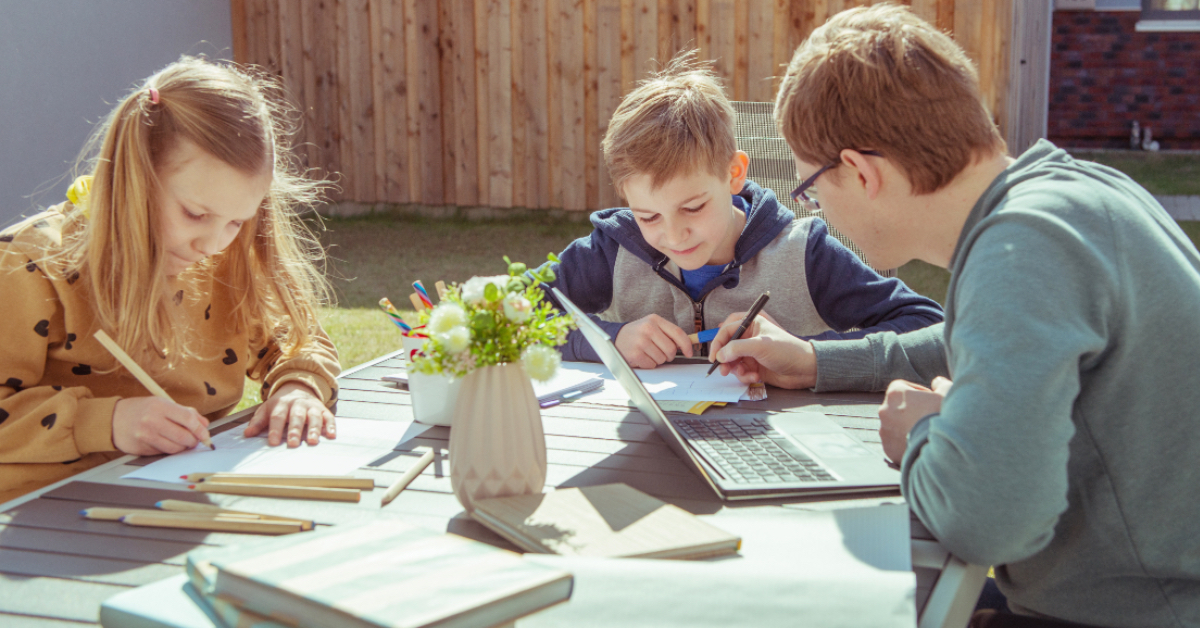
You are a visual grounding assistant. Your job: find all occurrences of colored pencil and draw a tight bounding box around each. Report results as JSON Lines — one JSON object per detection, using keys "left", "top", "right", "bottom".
{"left": 184, "top": 473, "right": 374, "bottom": 490}
{"left": 155, "top": 499, "right": 315, "bottom": 530}
{"left": 380, "top": 449, "right": 436, "bottom": 507}
{"left": 120, "top": 513, "right": 304, "bottom": 535}
{"left": 94, "top": 330, "right": 214, "bottom": 450}
{"left": 412, "top": 280, "right": 435, "bottom": 308}
{"left": 189, "top": 482, "right": 362, "bottom": 503}
{"left": 409, "top": 293, "right": 427, "bottom": 311}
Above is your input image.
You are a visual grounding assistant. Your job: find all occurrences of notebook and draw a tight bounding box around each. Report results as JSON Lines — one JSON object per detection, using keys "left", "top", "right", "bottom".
{"left": 551, "top": 287, "right": 901, "bottom": 501}
{"left": 383, "top": 366, "right": 604, "bottom": 406}
{"left": 205, "top": 520, "right": 573, "bottom": 628}
{"left": 470, "top": 483, "right": 741, "bottom": 560}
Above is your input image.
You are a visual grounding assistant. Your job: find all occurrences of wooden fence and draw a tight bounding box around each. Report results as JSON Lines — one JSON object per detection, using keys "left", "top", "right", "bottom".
{"left": 232, "top": 0, "right": 1019, "bottom": 212}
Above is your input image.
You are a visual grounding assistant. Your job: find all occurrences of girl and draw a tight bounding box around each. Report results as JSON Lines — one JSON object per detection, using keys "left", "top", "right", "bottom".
{"left": 0, "top": 57, "right": 341, "bottom": 503}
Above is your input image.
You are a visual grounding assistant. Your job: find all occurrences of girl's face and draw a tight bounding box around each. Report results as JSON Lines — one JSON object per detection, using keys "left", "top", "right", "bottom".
{"left": 156, "top": 140, "right": 272, "bottom": 277}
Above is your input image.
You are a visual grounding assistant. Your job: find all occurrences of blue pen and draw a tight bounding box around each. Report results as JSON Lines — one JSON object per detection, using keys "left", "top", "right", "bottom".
{"left": 540, "top": 390, "right": 584, "bottom": 408}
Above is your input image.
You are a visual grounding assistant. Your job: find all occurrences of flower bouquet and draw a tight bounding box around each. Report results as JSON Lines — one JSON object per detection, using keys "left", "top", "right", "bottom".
{"left": 408, "top": 255, "right": 574, "bottom": 511}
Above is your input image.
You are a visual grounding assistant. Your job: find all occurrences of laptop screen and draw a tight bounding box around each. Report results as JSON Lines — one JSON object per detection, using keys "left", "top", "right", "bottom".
{"left": 550, "top": 288, "right": 720, "bottom": 490}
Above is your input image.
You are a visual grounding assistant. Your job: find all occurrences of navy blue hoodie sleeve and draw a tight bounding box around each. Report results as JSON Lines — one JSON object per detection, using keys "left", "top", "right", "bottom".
{"left": 541, "top": 228, "right": 628, "bottom": 362}
{"left": 802, "top": 220, "right": 943, "bottom": 341}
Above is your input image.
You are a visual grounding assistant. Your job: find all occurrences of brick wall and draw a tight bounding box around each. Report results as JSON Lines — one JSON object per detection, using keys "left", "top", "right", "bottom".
{"left": 1049, "top": 11, "right": 1200, "bottom": 150}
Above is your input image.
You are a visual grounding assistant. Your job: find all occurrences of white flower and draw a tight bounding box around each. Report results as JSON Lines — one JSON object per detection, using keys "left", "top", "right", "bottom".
{"left": 460, "top": 275, "right": 509, "bottom": 305}
{"left": 502, "top": 293, "right": 532, "bottom": 323}
{"left": 437, "top": 325, "right": 471, "bottom": 354}
{"left": 521, "top": 344, "right": 560, "bottom": 381}
{"left": 427, "top": 302, "right": 468, "bottom": 334}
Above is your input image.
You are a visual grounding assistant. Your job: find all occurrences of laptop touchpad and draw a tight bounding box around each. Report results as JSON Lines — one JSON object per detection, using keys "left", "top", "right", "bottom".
{"left": 770, "top": 412, "right": 874, "bottom": 459}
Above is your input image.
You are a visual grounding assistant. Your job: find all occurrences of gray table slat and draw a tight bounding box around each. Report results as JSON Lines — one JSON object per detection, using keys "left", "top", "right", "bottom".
{"left": 0, "top": 576, "right": 131, "bottom": 623}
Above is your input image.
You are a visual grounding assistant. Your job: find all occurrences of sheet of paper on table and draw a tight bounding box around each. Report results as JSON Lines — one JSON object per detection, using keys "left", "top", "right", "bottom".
{"left": 559, "top": 362, "right": 750, "bottom": 404}
{"left": 121, "top": 417, "right": 415, "bottom": 485}
{"left": 519, "top": 503, "right": 916, "bottom": 628}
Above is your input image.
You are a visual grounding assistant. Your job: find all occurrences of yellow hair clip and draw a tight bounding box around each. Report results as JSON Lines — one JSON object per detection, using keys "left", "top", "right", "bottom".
{"left": 66, "top": 175, "right": 93, "bottom": 218}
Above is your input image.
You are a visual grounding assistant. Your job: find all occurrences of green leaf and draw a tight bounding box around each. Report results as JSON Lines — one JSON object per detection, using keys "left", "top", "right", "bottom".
{"left": 483, "top": 282, "right": 500, "bottom": 302}
{"left": 541, "top": 267, "right": 557, "bottom": 283}
{"left": 548, "top": 252, "right": 560, "bottom": 263}
{"left": 508, "top": 262, "right": 527, "bottom": 276}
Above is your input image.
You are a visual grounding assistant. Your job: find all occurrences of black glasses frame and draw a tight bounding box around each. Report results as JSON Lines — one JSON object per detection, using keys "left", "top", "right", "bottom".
{"left": 790, "top": 150, "right": 884, "bottom": 210}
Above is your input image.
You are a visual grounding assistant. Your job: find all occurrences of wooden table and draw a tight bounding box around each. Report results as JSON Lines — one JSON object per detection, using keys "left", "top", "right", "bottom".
{"left": 0, "top": 350, "right": 986, "bottom": 628}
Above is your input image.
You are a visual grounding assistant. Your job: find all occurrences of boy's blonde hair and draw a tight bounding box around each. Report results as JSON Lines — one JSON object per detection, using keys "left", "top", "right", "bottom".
{"left": 775, "top": 4, "right": 1005, "bottom": 194}
{"left": 52, "top": 56, "right": 332, "bottom": 369}
{"left": 602, "top": 51, "right": 736, "bottom": 198}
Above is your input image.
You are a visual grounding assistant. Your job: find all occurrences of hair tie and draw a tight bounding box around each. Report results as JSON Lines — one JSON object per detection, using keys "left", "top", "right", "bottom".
{"left": 148, "top": 87, "right": 160, "bottom": 104}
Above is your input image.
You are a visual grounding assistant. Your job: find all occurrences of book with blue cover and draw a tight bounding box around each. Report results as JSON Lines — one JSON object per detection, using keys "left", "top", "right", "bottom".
{"left": 206, "top": 520, "right": 573, "bottom": 628}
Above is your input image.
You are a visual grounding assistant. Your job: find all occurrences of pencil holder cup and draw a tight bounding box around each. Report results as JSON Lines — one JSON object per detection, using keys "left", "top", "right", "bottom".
{"left": 403, "top": 336, "right": 462, "bottom": 427}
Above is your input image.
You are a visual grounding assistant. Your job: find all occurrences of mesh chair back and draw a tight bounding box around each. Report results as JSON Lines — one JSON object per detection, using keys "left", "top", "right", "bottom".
{"left": 732, "top": 101, "right": 894, "bottom": 276}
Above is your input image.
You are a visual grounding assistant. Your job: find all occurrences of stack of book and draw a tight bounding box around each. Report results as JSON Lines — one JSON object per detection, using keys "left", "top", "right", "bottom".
{"left": 100, "top": 520, "right": 574, "bottom": 628}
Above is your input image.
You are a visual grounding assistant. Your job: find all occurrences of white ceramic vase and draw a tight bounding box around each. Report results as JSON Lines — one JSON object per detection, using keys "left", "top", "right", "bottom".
{"left": 449, "top": 363, "right": 548, "bottom": 512}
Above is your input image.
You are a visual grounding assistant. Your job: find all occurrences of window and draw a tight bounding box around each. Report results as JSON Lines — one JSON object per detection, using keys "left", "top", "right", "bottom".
{"left": 1139, "top": 0, "right": 1200, "bottom": 30}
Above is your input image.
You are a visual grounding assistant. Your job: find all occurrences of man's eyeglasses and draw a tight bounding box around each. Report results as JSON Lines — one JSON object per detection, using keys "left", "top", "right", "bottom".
{"left": 790, "top": 150, "right": 883, "bottom": 212}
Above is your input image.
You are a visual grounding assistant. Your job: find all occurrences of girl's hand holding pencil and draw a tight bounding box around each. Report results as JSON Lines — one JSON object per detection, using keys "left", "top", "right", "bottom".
{"left": 111, "top": 396, "right": 213, "bottom": 457}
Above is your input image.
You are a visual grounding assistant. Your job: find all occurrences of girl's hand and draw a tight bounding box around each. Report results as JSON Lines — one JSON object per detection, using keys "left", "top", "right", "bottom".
{"left": 615, "top": 314, "right": 693, "bottom": 369}
{"left": 112, "top": 397, "right": 211, "bottom": 456}
{"left": 709, "top": 314, "right": 817, "bottom": 389}
{"left": 878, "top": 376, "right": 953, "bottom": 464}
{"left": 244, "top": 382, "right": 336, "bottom": 447}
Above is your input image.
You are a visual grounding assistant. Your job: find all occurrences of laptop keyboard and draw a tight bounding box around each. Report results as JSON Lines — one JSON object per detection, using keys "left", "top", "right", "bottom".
{"left": 672, "top": 416, "right": 837, "bottom": 484}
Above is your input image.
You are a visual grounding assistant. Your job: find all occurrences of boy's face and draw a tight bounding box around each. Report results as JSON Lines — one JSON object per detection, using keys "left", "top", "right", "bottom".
{"left": 624, "top": 152, "right": 749, "bottom": 271}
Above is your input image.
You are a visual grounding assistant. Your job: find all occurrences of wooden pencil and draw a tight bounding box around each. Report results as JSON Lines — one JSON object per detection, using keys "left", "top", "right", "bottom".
{"left": 185, "top": 473, "right": 375, "bottom": 489}
{"left": 93, "top": 329, "right": 214, "bottom": 450}
{"left": 189, "top": 482, "right": 361, "bottom": 503}
{"left": 409, "top": 292, "right": 426, "bottom": 311}
{"left": 120, "top": 513, "right": 304, "bottom": 535}
{"left": 434, "top": 280, "right": 447, "bottom": 300}
{"left": 156, "top": 499, "right": 315, "bottom": 530}
{"left": 381, "top": 449, "right": 436, "bottom": 507}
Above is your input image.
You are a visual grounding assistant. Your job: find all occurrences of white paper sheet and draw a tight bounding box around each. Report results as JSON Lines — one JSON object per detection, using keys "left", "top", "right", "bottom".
{"left": 557, "top": 362, "right": 750, "bottom": 404}
{"left": 121, "top": 417, "right": 414, "bottom": 484}
{"left": 519, "top": 504, "right": 916, "bottom": 628}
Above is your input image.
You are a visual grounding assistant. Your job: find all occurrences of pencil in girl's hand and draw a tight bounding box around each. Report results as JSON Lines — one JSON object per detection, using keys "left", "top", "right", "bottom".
{"left": 93, "top": 329, "right": 215, "bottom": 450}
{"left": 412, "top": 280, "right": 434, "bottom": 308}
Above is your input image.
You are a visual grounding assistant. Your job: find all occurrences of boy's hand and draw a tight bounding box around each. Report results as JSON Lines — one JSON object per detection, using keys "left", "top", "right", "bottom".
{"left": 112, "top": 396, "right": 211, "bottom": 456}
{"left": 878, "top": 377, "right": 952, "bottom": 464}
{"left": 615, "top": 314, "right": 693, "bottom": 369}
{"left": 709, "top": 313, "right": 817, "bottom": 389}
{"left": 245, "top": 382, "right": 336, "bottom": 447}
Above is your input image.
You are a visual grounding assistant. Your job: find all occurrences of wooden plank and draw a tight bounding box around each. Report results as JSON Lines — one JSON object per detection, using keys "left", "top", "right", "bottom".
{"left": 746, "top": 0, "right": 774, "bottom": 102}
{"left": 446, "top": 0, "right": 479, "bottom": 206}
{"left": 347, "top": 0, "right": 375, "bottom": 201}
{"left": 708, "top": 0, "right": 736, "bottom": 89}
{"left": 559, "top": 0, "right": 587, "bottom": 211}
{"left": 620, "top": 0, "right": 635, "bottom": 94}
{"left": 595, "top": 0, "right": 623, "bottom": 209}
{"left": 262, "top": 0, "right": 281, "bottom": 74}
{"left": 474, "top": 0, "right": 491, "bottom": 205}
{"left": 910, "top": 0, "right": 940, "bottom": 24}
{"left": 277, "top": 0, "right": 307, "bottom": 168}
{"left": 242, "top": 0, "right": 263, "bottom": 68}
{"left": 547, "top": 0, "right": 564, "bottom": 209}
{"left": 0, "top": 547, "right": 179, "bottom": 587}
{"left": 632, "top": 0, "right": 658, "bottom": 82}
{"left": 230, "top": 0, "right": 249, "bottom": 64}
{"left": 335, "top": 0, "right": 358, "bottom": 202}
{"left": 407, "top": 0, "right": 445, "bottom": 205}
{"left": 301, "top": 0, "right": 341, "bottom": 200}
{"left": 936, "top": 0, "right": 955, "bottom": 33}
{"left": 696, "top": 0, "right": 710, "bottom": 60}
{"left": 485, "top": 0, "right": 514, "bottom": 208}
{"left": 381, "top": 0, "right": 410, "bottom": 203}
{"left": 666, "top": 0, "right": 698, "bottom": 60}
{"left": 369, "top": 0, "right": 388, "bottom": 201}
{"left": 509, "top": 0, "right": 527, "bottom": 209}
{"left": 770, "top": 0, "right": 790, "bottom": 97}
{"left": 732, "top": 0, "right": 749, "bottom": 101}
{"left": 583, "top": 0, "right": 600, "bottom": 210}
{"left": 0, "top": 523, "right": 191, "bottom": 566}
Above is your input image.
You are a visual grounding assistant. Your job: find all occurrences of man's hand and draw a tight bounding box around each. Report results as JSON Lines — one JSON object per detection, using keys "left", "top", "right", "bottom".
{"left": 614, "top": 314, "right": 693, "bottom": 369}
{"left": 112, "top": 397, "right": 211, "bottom": 456}
{"left": 878, "top": 376, "right": 952, "bottom": 464}
{"left": 244, "top": 382, "right": 336, "bottom": 447}
{"left": 709, "top": 313, "right": 817, "bottom": 389}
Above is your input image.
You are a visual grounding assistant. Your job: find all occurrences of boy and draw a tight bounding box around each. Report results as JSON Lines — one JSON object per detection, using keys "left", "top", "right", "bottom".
{"left": 544, "top": 51, "right": 942, "bottom": 371}
{"left": 714, "top": 6, "right": 1200, "bottom": 626}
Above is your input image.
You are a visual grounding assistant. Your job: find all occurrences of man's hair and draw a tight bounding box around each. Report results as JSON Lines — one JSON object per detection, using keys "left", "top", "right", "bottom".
{"left": 602, "top": 50, "right": 736, "bottom": 198}
{"left": 775, "top": 4, "right": 1005, "bottom": 194}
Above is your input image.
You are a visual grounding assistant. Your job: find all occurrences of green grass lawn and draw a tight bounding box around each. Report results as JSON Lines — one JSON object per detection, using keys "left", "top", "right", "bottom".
{"left": 1065, "top": 150, "right": 1200, "bottom": 196}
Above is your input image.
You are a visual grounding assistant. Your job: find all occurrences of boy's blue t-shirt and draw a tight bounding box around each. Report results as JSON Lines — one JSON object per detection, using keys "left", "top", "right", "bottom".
{"left": 680, "top": 264, "right": 727, "bottom": 301}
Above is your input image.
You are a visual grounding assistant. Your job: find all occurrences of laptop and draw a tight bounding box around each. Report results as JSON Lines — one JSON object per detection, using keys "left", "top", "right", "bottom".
{"left": 551, "top": 287, "right": 900, "bottom": 501}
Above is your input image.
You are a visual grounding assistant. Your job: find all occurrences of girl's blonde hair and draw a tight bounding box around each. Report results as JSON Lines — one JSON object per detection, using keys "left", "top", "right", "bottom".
{"left": 55, "top": 56, "right": 332, "bottom": 368}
